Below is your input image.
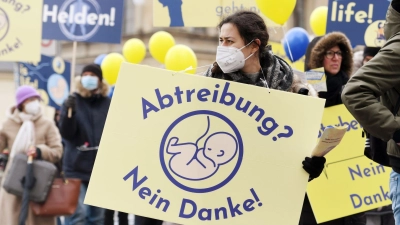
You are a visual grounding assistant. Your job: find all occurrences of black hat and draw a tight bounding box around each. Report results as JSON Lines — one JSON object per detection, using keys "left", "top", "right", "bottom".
{"left": 81, "top": 64, "right": 103, "bottom": 81}
{"left": 363, "top": 47, "right": 381, "bottom": 58}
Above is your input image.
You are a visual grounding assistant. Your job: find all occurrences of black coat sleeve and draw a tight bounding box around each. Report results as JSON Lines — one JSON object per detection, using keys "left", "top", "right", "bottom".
{"left": 59, "top": 104, "right": 78, "bottom": 141}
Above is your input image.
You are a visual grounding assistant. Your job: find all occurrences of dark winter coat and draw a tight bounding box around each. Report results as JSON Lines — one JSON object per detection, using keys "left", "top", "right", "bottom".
{"left": 59, "top": 76, "right": 110, "bottom": 182}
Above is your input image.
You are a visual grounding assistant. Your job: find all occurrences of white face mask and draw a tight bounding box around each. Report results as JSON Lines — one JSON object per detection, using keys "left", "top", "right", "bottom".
{"left": 216, "top": 40, "right": 255, "bottom": 73}
{"left": 81, "top": 76, "right": 99, "bottom": 91}
{"left": 25, "top": 100, "right": 40, "bottom": 115}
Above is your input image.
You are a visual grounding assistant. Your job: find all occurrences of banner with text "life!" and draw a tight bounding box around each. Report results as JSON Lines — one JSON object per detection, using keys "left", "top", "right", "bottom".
{"left": 307, "top": 104, "right": 391, "bottom": 223}
{"left": 326, "top": 0, "right": 390, "bottom": 47}
{"left": 0, "top": 0, "right": 43, "bottom": 62}
{"left": 153, "top": 0, "right": 279, "bottom": 27}
{"left": 42, "top": 0, "right": 124, "bottom": 43}
{"left": 84, "top": 64, "right": 325, "bottom": 225}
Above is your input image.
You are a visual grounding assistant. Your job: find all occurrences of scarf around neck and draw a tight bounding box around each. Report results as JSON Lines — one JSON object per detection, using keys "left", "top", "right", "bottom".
{"left": 204, "top": 46, "right": 294, "bottom": 91}
{"left": 10, "top": 111, "right": 37, "bottom": 158}
{"left": 318, "top": 70, "right": 349, "bottom": 107}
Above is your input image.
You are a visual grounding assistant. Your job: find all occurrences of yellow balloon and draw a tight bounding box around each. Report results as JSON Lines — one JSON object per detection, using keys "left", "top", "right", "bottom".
{"left": 123, "top": 38, "right": 146, "bottom": 64}
{"left": 149, "top": 31, "right": 175, "bottom": 64}
{"left": 256, "top": 0, "right": 296, "bottom": 25}
{"left": 165, "top": 45, "right": 197, "bottom": 74}
{"left": 310, "top": 6, "right": 328, "bottom": 36}
{"left": 101, "top": 53, "right": 125, "bottom": 85}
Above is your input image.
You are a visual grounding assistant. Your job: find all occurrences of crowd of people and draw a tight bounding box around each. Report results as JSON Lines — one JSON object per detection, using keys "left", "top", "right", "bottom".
{"left": 0, "top": 0, "right": 399, "bottom": 224}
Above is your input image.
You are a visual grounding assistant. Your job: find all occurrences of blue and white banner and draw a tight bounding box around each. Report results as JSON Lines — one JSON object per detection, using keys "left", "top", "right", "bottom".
{"left": 326, "top": 0, "right": 390, "bottom": 47}
{"left": 42, "top": 0, "right": 124, "bottom": 44}
{"left": 15, "top": 55, "right": 71, "bottom": 110}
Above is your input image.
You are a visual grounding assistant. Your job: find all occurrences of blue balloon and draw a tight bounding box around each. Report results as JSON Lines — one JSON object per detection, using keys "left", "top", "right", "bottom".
{"left": 108, "top": 85, "right": 115, "bottom": 98}
{"left": 94, "top": 54, "right": 107, "bottom": 65}
{"left": 283, "top": 27, "right": 310, "bottom": 62}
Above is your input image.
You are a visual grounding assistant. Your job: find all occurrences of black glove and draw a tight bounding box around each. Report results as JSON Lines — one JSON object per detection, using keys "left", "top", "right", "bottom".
{"left": 298, "top": 88, "right": 309, "bottom": 96}
{"left": 302, "top": 156, "right": 326, "bottom": 181}
{"left": 64, "top": 95, "right": 76, "bottom": 111}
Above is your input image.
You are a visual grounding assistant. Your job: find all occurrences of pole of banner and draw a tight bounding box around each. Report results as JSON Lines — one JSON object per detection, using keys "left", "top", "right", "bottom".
{"left": 68, "top": 41, "right": 78, "bottom": 118}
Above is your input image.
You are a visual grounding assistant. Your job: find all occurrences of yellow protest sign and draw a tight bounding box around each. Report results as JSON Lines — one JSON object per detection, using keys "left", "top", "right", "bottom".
{"left": 85, "top": 64, "right": 325, "bottom": 225}
{"left": 0, "top": 0, "right": 43, "bottom": 62}
{"left": 307, "top": 104, "right": 391, "bottom": 223}
{"left": 153, "top": 0, "right": 279, "bottom": 27}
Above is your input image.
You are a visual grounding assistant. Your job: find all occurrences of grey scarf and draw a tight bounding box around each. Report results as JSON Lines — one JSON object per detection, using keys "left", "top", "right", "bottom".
{"left": 204, "top": 46, "right": 294, "bottom": 91}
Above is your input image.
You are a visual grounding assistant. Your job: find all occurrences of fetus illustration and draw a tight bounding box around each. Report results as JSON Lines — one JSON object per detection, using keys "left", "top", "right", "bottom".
{"left": 0, "top": 9, "right": 9, "bottom": 41}
{"left": 0, "top": 13, "right": 6, "bottom": 31}
{"left": 166, "top": 116, "right": 238, "bottom": 181}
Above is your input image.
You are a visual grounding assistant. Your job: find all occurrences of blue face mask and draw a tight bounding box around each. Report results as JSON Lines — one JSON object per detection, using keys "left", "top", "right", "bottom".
{"left": 81, "top": 76, "right": 99, "bottom": 91}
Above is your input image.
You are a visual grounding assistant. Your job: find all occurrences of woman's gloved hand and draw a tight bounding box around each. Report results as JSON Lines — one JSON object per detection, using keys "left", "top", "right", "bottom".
{"left": 302, "top": 156, "right": 326, "bottom": 181}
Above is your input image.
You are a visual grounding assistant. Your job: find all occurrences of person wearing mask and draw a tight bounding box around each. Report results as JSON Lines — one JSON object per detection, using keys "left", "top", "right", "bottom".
{"left": 59, "top": 64, "right": 110, "bottom": 225}
{"left": 303, "top": 31, "right": 366, "bottom": 225}
{"left": 200, "top": 10, "right": 327, "bottom": 224}
{"left": 0, "top": 85, "right": 63, "bottom": 225}
{"left": 342, "top": 1, "right": 400, "bottom": 224}
{"left": 142, "top": 10, "right": 323, "bottom": 225}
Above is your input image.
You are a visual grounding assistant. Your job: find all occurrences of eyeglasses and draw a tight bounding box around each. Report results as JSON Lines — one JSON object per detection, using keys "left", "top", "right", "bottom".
{"left": 325, "top": 51, "right": 343, "bottom": 59}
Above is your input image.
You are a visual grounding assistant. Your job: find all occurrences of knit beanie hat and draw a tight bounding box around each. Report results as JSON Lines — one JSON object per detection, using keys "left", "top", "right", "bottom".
{"left": 81, "top": 64, "right": 103, "bottom": 81}
{"left": 363, "top": 47, "right": 381, "bottom": 58}
{"left": 16, "top": 85, "right": 41, "bottom": 106}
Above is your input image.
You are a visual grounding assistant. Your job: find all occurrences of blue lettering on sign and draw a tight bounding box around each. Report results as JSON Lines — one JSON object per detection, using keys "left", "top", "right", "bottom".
{"left": 123, "top": 166, "right": 170, "bottom": 212}
{"left": 348, "top": 163, "right": 386, "bottom": 181}
{"left": 215, "top": 1, "right": 260, "bottom": 17}
{"left": 318, "top": 116, "right": 362, "bottom": 138}
{"left": 42, "top": 0, "right": 124, "bottom": 43}
{"left": 141, "top": 82, "right": 293, "bottom": 142}
{"left": 178, "top": 188, "right": 262, "bottom": 220}
{"left": 350, "top": 186, "right": 390, "bottom": 209}
{"left": 123, "top": 167, "right": 264, "bottom": 218}
{"left": 326, "top": 0, "right": 390, "bottom": 47}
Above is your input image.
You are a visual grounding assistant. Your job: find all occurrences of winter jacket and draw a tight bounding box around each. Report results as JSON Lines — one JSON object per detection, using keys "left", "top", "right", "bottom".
{"left": 59, "top": 76, "right": 110, "bottom": 182}
{"left": 301, "top": 32, "right": 366, "bottom": 225}
{"left": 341, "top": 2, "right": 400, "bottom": 171}
{"left": 0, "top": 107, "right": 63, "bottom": 225}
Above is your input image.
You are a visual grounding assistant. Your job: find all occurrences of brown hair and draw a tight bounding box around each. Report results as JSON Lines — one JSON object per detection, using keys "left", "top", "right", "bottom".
{"left": 308, "top": 32, "right": 353, "bottom": 76}
{"left": 212, "top": 10, "right": 270, "bottom": 73}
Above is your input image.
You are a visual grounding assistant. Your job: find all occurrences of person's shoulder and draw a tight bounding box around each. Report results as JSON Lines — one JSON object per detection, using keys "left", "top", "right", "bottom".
{"left": 35, "top": 115, "right": 58, "bottom": 131}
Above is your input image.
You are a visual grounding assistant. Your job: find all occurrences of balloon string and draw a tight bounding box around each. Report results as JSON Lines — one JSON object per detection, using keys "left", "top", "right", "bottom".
{"left": 172, "top": 64, "right": 214, "bottom": 76}
{"left": 282, "top": 26, "right": 294, "bottom": 62}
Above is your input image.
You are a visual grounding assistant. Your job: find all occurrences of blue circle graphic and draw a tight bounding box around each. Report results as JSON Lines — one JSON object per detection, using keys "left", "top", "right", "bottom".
{"left": 160, "top": 110, "right": 244, "bottom": 193}
{"left": 47, "top": 74, "right": 70, "bottom": 106}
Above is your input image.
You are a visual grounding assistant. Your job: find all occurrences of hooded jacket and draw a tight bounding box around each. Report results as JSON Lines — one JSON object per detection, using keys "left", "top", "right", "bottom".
{"left": 59, "top": 76, "right": 110, "bottom": 181}
{"left": 342, "top": 2, "right": 400, "bottom": 169}
{"left": 306, "top": 32, "right": 353, "bottom": 107}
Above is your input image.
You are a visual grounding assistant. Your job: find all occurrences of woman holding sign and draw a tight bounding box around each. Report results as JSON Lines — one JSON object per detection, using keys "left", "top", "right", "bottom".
{"left": 304, "top": 32, "right": 366, "bottom": 225}
{"left": 202, "top": 10, "right": 327, "bottom": 225}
